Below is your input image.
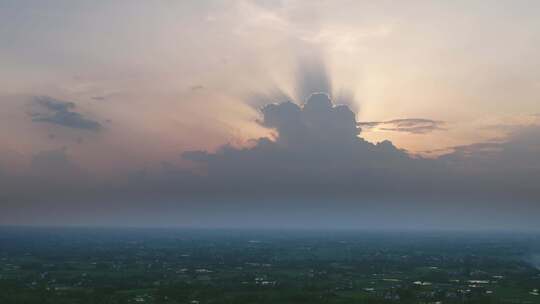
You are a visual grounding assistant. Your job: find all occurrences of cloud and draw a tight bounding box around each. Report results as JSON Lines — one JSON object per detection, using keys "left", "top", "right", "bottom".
{"left": 358, "top": 118, "right": 445, "bottom": 134}
{"left": 441, "top": 124, "right": 540, "bottom": 170}
{"left": 32, "top": 96, "right": 102, "bottom": 131}
{"left": 178, "top": 92, "right": 540, "bottom": 205}
{"left": 2, "top": 94, "right": 540, "bottom": 229}
{"left": 259, "top": 93, "right": 361, "bottom": 142}
{"left": 182, "top": 93, "right": 427, "bottom": 197}
{"left": 189, "top": 85, "right": 205, "bottom": 91}
{"left": 439, "top": 142, "right": 503, "bottom": 159}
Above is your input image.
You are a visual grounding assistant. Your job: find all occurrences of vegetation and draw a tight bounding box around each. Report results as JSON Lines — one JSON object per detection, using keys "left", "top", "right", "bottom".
{"left": 1, "top": 228, "right": 539, "bottom": 303}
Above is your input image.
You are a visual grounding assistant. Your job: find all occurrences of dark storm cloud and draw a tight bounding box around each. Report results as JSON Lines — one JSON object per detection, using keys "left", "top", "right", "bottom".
{"left": 182, "top": 93, "right": 436, "bottom": 197}
{"left": 358, "top": 118, "right": 445, "bottom": 134}
{"left": 7, "top": 93, "right": 539, "bottom": 204}
{"left": 32, "top": 96, "right": 102, "bottom": 131}
{"left": 179, "top": 93, "right": 540, "bottom": 203}
{"left": 258, "top": 93, "right": 361, "bottom": 142}
{"left": 2, "top": 94, "right": 540, "bottom": 229}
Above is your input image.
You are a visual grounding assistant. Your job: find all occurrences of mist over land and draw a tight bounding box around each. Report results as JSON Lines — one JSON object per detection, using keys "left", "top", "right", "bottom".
{"left": 1, "top": 227, "right": 540, "bottom": 303}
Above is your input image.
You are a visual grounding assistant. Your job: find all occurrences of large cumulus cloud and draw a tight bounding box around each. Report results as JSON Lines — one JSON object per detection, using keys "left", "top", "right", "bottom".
{"left": 1, "top": 93, "right": 539, "bottom": 228}
{"left": 182, "top": 93, "right": 440, "bottom": 198}
{"left": 180, "top": 93, "right": 540, "bottom": 203}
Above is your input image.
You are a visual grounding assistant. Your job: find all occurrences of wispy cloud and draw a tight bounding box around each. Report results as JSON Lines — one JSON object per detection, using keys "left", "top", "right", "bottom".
{"left": 358, "top": 118, "right": 445, "bottom": 134}
{"left": 32, "top": 96, "right": 102, "bottom": 131}
{"left": 189, "top": 85, "right": 205, "bottom": 91}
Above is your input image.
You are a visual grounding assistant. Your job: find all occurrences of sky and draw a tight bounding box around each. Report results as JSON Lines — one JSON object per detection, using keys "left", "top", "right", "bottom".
{"left": 1, "top": 0, "right": 539, "bottom": 230}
